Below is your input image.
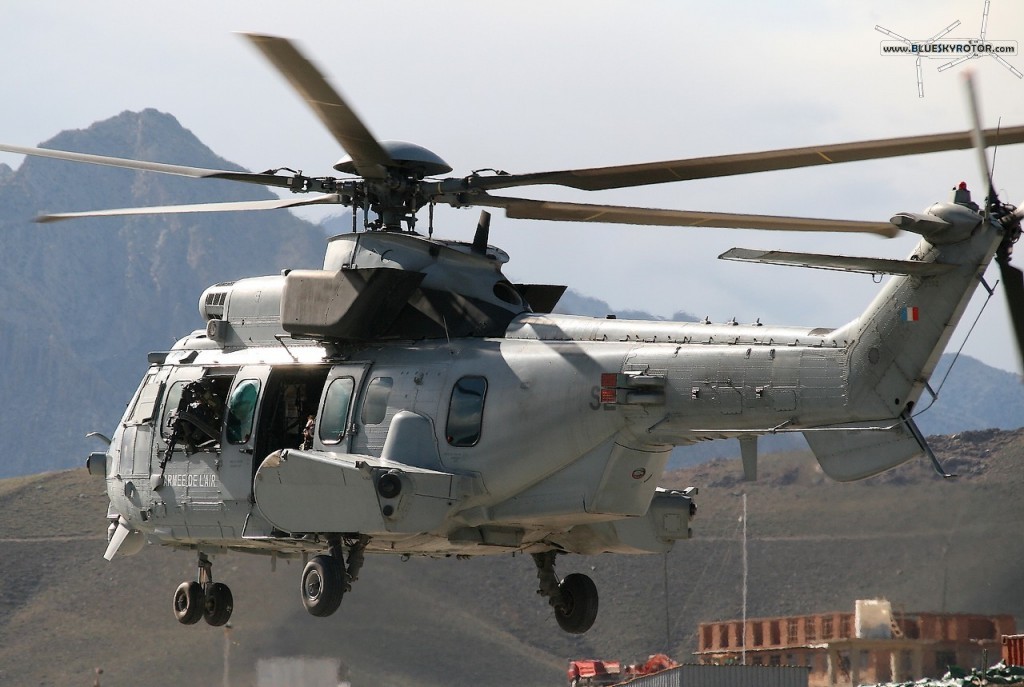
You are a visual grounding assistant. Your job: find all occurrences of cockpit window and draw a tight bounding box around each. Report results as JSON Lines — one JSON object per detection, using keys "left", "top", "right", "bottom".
{"left": 319, "top": 377, "right": 355, "bottom": 444}
{"left": 126, "top": 371, "right": 164, "bottom": 426}
{"left": 446, "top": 376, "right": 487, "bottom": 447}
{"left": 360, "top": 377, "right": 393, "bottom": 425}
{"left": 226, "top": 379, "right": 260, "bottom": 444}
{"left": 161, "top": 381, "right": 186, "bottom": 439}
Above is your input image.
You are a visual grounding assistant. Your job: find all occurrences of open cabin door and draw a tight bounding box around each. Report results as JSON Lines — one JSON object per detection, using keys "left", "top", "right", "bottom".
{"left": 251, "top": 365, "right": 331, "bottom": 462}
{"left": 217, "top": 365, "right": 271, "bottom": 506}
{"left": 238, "top": 364, "right": 331, "bottom": 538}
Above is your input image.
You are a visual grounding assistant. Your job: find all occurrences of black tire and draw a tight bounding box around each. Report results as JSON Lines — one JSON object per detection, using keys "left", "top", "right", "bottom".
{"left": 203, "top": 582, "right": 234, "bottom": 626}
{"left": 301, "top": 554, "right": 344, "bottom": 617}
{"left": 173, "top": 581, "right": 204, "bottom": 625}
{"left": 554, "top": 573, "right": 599, "bottom": 634}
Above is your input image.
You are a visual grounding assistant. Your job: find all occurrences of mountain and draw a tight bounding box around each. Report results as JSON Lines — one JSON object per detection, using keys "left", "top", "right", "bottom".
{"left": 0, "top": 428, "right": 1020, "bottom": 686}
{"left": 0, "top": 110, "right": 327, "bottom": 477}
{"left": 555, "top": 289, "right": 697, "bottom": 322}
{"left": 917, "top": 354, "right": 1024, "bottom": 435}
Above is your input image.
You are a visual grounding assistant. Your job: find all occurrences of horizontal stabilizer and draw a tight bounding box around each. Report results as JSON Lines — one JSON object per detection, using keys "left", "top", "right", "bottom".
{"left": 719, "top": 247, "right": 955, "bottom": 277}
{"left": 803, "top": 421, "right": 922, "bottom": 481}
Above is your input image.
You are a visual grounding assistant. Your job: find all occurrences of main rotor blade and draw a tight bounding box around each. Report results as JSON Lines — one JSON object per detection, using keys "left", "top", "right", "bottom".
{"left": 243, "top": 33, "right": 393, "bottom": 180}
{"left": 464, "top": 124, "right": 1024, "bottom": 193}
{"left": 35, "top": 194, "right": 343, "bottom": 223}
{"left": 466, "top": 195, "right": 899, "bottom": 236}
{"left": 0, "top": 143, "right": 298, "bottom": 190}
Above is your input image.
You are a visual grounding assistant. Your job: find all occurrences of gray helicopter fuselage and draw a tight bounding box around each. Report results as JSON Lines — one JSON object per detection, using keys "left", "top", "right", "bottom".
{"left": 103, "top": 316, "right": 823, "bottom": 558}
{"left": 97, "top": 197, "right": 1000, "bottom": 562}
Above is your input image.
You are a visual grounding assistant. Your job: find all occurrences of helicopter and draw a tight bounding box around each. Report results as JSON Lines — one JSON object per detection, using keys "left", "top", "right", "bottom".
{"left": 3, "top": 34, "right": 1023, "bottom": 635}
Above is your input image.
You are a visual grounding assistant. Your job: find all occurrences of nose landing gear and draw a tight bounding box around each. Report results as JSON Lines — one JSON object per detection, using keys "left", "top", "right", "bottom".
{"left": 173, "top": 552, "right": 234, "bottom": 627}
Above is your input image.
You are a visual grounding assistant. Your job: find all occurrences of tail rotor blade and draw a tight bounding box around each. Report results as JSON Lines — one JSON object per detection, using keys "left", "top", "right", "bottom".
{"left": 963, "top": 72, "right": 998, "bottom": 210}
{"left": 998, "top": 258, "right": 1024, "bottom": 371}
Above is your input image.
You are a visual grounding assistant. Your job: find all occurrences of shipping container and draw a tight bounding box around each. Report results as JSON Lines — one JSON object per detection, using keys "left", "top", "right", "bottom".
{"left": 1004, "top": 634, "right": 1024, "bottom": 667}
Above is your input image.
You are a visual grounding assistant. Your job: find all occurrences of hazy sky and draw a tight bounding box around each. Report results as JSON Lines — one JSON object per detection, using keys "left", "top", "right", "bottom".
{"left": 2, "top": 1, "right": 1023, "bottom": 375}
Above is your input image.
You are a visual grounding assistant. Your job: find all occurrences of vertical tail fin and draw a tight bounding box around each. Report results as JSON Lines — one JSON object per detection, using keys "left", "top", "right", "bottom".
{"left": 804, "top": 193, "right": 1003, "bottom": 479}
{"left": 832, "top": 198, "right": 1000, "bottom": 418}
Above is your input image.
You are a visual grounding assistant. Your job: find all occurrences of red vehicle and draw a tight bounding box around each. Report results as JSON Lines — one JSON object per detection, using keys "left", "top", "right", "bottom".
{"left": 568, "top": 660, "right": 622, "bottom": 687}
{"left": 568, "top": 655, "right": 679, "bottom": 686}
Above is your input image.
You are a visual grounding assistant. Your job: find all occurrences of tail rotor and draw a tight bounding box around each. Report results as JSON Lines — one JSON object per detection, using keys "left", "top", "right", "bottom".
{"left": 964, "top": 71, "right": 1024, "bottom": 371}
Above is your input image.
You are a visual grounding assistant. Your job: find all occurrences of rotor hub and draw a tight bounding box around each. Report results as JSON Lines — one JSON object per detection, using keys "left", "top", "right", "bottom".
{"left": 333, "top": 140, "right": 452, "bottom": 177}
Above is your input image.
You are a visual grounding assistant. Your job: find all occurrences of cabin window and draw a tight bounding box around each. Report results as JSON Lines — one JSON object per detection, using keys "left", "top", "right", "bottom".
{"left": 226, "top": 379, "right": 260, "bottom": 444}
{"left": 319, "top": 377, "right": 355, "bottom": 444}
{"left": 360, "top": 377, "right": 393, "bottom": 425}
{"left": 446, "top": 375, "right": 487, "bottom": 447}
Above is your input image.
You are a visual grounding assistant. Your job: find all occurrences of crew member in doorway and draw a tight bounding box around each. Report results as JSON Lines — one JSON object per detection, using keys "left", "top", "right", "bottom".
{"left": 301, "top": 414, "right": 315, "bottom": 450}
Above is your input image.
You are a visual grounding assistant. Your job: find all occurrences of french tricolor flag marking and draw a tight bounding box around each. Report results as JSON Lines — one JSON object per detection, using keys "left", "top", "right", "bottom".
{"left": 900, "top": 306, "right": 919, "bottom": 322}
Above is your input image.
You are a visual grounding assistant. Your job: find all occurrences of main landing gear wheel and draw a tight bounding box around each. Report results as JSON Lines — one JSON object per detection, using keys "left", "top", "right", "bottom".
{"left": 173, "top": 552, "right": 234, "bottom": 626}
{"left": 532, "top": 551, "right": 600, "bottom": 634}
{"left": 554, "top": 573, "right": 599, "bottom": 634}
{"left": 203, "top": 582, "right": 234, "bottom": 627}
{"left": 173, "top": 581, "right": 204, "bottom": 625}
{"left": 300, "top": 535, "right": 369, "bottom": 619}
{"left": 301, "top": 554, "right": 345, "bottom": 617}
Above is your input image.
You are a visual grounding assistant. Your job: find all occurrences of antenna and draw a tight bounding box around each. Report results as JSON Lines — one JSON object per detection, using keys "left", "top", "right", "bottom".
{"left": 741, "top": 492, "right": 748, "bottom": 665}
{"left": 441, "top": 315, "right": 453, "bottom": 355}
{"left": 473, "top": 210, "right": 491, "bottom": 254}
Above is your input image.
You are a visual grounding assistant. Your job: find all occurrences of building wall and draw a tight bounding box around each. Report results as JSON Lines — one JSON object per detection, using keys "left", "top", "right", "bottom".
{"left": 695, "top": 609, "right": 1015, "bottom": 687}
{"left": 698, "top": 611, "right": 1015, "bottom": 653}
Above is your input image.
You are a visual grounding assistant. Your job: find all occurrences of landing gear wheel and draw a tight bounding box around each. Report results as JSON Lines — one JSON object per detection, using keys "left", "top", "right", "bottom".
{"left": 203, "top": 582, "right": 234, "bottom": 626}
{"left": 301, "top": 554, "right": 344, "bottom": 617}
{"left": 173, "top": 581, "right": 205, "bottom": 625}
{"left": 554, "top": 573, "right": 599, "bottom": 634}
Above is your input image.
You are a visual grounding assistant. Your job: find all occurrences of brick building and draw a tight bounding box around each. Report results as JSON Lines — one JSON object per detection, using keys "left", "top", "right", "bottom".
{"left": 695, "top": 600, "right": 1014, "bottom": 687}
